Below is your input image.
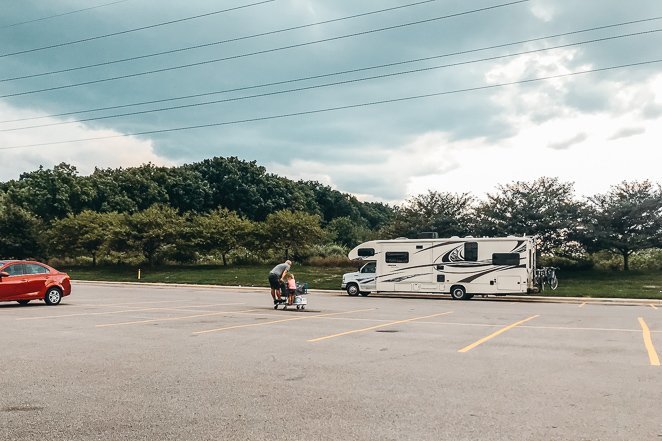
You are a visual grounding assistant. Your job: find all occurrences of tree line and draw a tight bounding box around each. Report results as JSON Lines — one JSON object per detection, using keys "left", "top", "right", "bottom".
{"left": 0, "top": 157, "right": 660, "bottom": 270}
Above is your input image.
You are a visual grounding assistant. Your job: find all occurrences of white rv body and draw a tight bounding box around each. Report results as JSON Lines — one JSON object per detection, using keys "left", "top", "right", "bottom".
{"left": 343, "top": 236, "right": 536, "bottom": 299}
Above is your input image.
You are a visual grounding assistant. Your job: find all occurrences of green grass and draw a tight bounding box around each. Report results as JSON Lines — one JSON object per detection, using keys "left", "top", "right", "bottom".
{"left": 62, "top": 265, "right": 662, "bottom": 299}
{"left": 63, "top": 264, "right": 351, "bottom": 290}
{"left": 541, "top": 270, "right": 662, "bottom": 299}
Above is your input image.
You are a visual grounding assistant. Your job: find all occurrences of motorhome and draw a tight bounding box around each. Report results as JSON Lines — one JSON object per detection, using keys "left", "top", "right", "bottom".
{"left": 341, "top": 236, "right": 537, "bottom": 300}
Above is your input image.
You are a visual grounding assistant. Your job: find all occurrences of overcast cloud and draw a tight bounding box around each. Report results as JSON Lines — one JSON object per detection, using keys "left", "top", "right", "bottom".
{"left": 1, "top": 0, "right": 660, "bottom": 202}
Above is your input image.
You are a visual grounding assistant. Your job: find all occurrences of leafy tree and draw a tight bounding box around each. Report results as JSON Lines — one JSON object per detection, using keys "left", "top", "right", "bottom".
{"left": 0, "top": 196, "right": 45, "bottom": 259}
{"left": 325, "top": 216, "right": 374, "bottom": 248}
{"left": 4, "top": 163, "right": 94, "bottom": 221}
{"left": 357, "top": 201, "right": 395, "bottom": 231}
{"left": 262, "top": 210, "right": 326, "bottom": 260}
{"left": 192, "top": 208, "right": 253, "bottom": 265}
{"left": 475, "top": 177, "right": 583, "bottom": 254}
{"left": 116, "top": 205, "right": 186, "bottom": 265}
{"left": 161, "top": 165, "right": 213, "bottom": 213}
{"left": 577, "top": 180, "right": 662, "bottom": 270}
{"left": 49, "top": 211, "right": 122, "bottom": 265}
{"left": 383, "top": 190, "right": 474, "bottom": 239}
{"left": 302, "top": 181, "right": 362, "bottom": 223}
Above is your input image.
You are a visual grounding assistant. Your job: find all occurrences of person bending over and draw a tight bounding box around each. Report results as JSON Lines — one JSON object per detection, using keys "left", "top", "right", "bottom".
{"left": 268, "top": 259, "right": 291, "bottom": 305}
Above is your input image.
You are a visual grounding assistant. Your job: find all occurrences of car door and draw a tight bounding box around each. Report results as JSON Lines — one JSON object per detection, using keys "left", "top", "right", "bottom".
{"left": 359, "top": 262, "right": 377, "bottom": 291}
{"left": 23, "top": 264, "right": 51, "bottom": 297}
{"left": 0, "top": 264, "right": 27, "bottom": 300}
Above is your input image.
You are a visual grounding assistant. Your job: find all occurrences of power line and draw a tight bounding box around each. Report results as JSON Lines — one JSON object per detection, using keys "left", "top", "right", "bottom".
{"left": 0, "top": 0, "right": 276, "bottom": 58}
{"left": 1, "top": 0, "right": 441, "bottom": 83}
{"left": 1, "top": 0, "right": 132, "bottom": 30}
{"left": 1, "top": 0, "right": 133, "bottom": 30}
{"left": 3, "top": 28, "right": 658, "bottom": 132}
{"left": 1, "top": 16, "right": 658, "bottom": 125}
{"left": 0, "top": 0, "right": 530, "bottom": 99}
{"left": 2, "top": 58, "right": 660, "bottom": 151}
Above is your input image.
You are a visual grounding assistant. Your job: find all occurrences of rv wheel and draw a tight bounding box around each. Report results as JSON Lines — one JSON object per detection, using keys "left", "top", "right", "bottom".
{"left": 346, "top": 284, "right": 360, "bottom": 296}
{"left": 450, "top": 285, "right": 469, "bottom": 300}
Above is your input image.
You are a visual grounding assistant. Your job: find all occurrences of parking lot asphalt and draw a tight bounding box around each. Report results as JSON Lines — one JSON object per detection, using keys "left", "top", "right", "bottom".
{"left": 1, "top": 282, "right": 660, "bottom": 441}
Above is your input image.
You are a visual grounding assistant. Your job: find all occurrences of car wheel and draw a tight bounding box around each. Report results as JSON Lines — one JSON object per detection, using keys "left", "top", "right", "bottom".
{"left": 346, "top": 283, "right": 359, "bottom": 296}
{"left": 17, "top": 300, "right": 30, "bottom": 306}
{"left": 44, "top": 287, "right": 62, "bottom": 305}
{"left": 450, "top": 285, "right": 470, "bottom": 300}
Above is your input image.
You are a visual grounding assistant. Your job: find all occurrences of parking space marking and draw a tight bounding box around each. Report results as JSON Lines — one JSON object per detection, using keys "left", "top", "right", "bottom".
{"left": 307, "top": 312, "right": 453, "bottom": 343}
{"left": 315, "top": 317, "right": 659, "bottom": 333}
{"left": 193, "top": 308, "right": 376, "bottom": 335}
{"left": 638, "top": 318, "right": 660, "bottom": 366}
{"left": 578, "top": 302, "right": 586, "bottom": 308}
{"left": 68, "top": 299, "right": 193, "bottom": 308}
{"left": 96, "top": 308, "right": 260, "bottom": 328}
{"left": 651, "top": 304, "right": 658, "bottom": 310}
{"left": 16, "top": 302, "right": 245, "bottom": 320}
{"left": 458, "top": 315, "right": 540, "bottom": 353}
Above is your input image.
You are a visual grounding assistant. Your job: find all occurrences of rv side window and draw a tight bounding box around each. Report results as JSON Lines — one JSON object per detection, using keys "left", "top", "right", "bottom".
{"left": 385, "top": 252, "right": 409, "bottom": 263}
{"left": 464, "top": 242, "right": 478, "bottom": 261}
{"left": 361, "top": 262, "right": 376, "bottom": 273}
{"left": 492, "top": 253, "right": 521, "bottom": 265}
{"left": 357, "top": 248, "right": 375, "bottom": 257}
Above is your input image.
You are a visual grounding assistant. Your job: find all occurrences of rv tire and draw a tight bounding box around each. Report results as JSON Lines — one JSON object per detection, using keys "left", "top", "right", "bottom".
{"left": 346, "top": 283, "right": 360, "bottom": 296}
{"left": 450, "top": 285, "right": 470, "bottom": 300}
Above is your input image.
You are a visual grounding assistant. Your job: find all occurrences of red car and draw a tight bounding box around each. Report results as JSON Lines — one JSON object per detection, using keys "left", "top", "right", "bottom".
{"left": 0, "top": 260, "right": 71, "bottom": 306}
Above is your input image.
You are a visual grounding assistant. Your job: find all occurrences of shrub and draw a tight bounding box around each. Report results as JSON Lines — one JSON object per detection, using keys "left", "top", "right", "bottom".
{"left": 538, "top": 255, "right": 594, "bottom": 271}
{"left": 306, "top": 256, "right": 356, "bottom": 267}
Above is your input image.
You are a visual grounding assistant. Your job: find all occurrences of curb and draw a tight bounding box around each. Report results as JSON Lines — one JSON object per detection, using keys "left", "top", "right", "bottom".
{"left": 72, "top": 280, "right": 662, "bottom": 305}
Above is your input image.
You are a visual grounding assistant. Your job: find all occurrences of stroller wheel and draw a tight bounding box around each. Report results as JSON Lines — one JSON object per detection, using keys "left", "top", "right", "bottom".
{"left": 296, "top": 305, "right": 301, "bottom": 310}
{"left": 274, "top": 304, "right": 278, "bottom": 310}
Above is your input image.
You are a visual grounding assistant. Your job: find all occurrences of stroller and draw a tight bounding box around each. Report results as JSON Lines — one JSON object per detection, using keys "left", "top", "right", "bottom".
{"left": 274, "top": 282, "right": 308, "bottom": 310}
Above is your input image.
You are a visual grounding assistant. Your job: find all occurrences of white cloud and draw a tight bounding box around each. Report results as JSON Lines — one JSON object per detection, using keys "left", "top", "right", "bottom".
{"left": 529, "top": 0, "right": 556, "bottom": 22}
{"left": 0, "top": 102, "right": 175, "bottom": 181}
{"left": 269, "top": 133, "right": 462, "bottom": 203}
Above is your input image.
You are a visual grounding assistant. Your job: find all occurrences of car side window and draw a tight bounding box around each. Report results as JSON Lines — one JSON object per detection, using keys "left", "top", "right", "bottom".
{"left": 26, "top": 264, "right": 49, "bottom": 275}
{"left": 4, "top": 264, "right": 24, "bottom": 276}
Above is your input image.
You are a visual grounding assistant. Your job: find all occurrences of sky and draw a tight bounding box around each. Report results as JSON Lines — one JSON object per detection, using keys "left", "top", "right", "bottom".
{"left": 1, "top": 0, "right": 661, "bottom": 203}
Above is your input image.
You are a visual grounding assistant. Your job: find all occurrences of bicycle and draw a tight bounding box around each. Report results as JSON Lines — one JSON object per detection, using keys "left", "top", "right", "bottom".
{"left": 535, "top": 267, "right": 559, "bottom": 291}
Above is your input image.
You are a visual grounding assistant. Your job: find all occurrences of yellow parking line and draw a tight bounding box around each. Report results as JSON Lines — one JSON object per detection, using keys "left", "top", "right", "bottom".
{"left": 651, "top": 304, "right": 658, "bottom": 310}
{"left": 17, "top": 302, "right": 245, "bottom": 320}
{"left": 458, "top": 315, "right": 539, "bottom": 353}
{"left": 308, "top": 312, "right": 453, "bottom": 343}
{"left": 578, "top": 302, "right": 586, "bottom": 308}
{"left": 76, "top": 299, "right": 190, "bottom": 308}
{"left": 638, "top": 318, "right": 660, "bottom": 366}
{"left": 96, "top": 308, "right": 259, "bottom": 328}
{"left": 193, "top": 308, "right": 375, "bottom": 335}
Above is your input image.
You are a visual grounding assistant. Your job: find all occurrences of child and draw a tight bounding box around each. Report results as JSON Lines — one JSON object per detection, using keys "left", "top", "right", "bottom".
{"left": 286, "top": 273, "right": 297, "bottom": 305}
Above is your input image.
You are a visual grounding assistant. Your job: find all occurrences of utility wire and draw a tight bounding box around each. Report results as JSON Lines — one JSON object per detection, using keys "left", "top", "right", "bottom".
{"left": 1, "top": 0, "right": 132, "bottom": 29}
{"left": 2, "top": 58, "right": 660, "bottom": 151}
{"left": 3, "top": 28, "right": 658, "bottom": 132}
{"left": 0, "top": 0, "right": 530, "bottom": 99}
{"left": 1, "top": 0, "right": 441, "bottom": 83}
{"left": 1, "top": 16, "right": 659, "bottom": 125}
{"left": 0, "top": 0, "right": 276, "bottom": 58}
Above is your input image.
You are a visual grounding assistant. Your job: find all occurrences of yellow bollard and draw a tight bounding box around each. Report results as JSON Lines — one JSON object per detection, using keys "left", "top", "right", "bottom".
{"left": 138, "top": 269, "right": 141, "bottom": 280}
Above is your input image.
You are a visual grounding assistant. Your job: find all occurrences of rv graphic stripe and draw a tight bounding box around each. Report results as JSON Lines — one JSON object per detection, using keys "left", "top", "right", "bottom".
{"left": 381, "top": 273, "right": 431, "bottom": 283}
{"left": 414, "top": 241, "right": 466, "bottom": 254}
{"left": 457, "top": 265, "right": 518, "bottom": 283}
